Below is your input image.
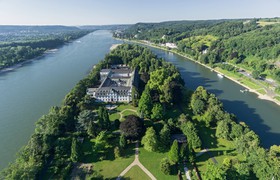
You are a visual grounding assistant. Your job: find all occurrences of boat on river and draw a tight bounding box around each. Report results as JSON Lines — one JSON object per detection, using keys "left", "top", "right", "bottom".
{"left": 240, "top": 89, "right": 249, "bottom": 93}
{"left": 217, "top": 73, "right": 224, "bottom": 78}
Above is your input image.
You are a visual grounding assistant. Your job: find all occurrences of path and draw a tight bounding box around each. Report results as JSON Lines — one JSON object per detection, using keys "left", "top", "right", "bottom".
{"left": 116, "top": 142, "right": 156, "bottom": 180}
{"left": 183, "top": 165, "right": 192, "bottom": 180}
{"left": 118, "top": 109, "right": 137, "bottom": 120}
{"left": 196, "top": 148, "right": 218, "bottom": 164}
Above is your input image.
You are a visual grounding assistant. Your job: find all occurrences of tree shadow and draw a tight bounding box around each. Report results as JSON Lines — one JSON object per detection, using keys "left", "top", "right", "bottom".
{"left": 197, "top": 122, "right": 218, "bottom": 149}
{"left": 221, "top": 99, "right": 280, "bottom": 148}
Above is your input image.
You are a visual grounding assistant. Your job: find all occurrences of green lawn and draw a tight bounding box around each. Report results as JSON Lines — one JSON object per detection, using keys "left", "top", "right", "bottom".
{"left": 117, "top": 104, "right": 137, "bottom": 111}
{"left": 109, "top": 112, "right": 121, "bottom": 121}
{"left": 122, "top": 110, "right": 138, "bottom": 118}
{"left": 123, "top": 166, "right": 151, "bottom": 180}
{"left": 195, "top": 125, "right": 244, "bottom": 174}
{"left": 79, "top": 137, "right": 135, "bottom": 179}
{"left": 109, "top": 104, "right": 138, "bottom": 121}
{"left": 93, "top": 157, "right": 134, "bottom": 179}
{"left": 138, "top": 147, "right": 179, "bottom": 180}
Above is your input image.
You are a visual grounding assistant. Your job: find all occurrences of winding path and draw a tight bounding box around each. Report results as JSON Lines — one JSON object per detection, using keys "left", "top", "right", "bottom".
{"left": 118, "top": 109, "right": 138, "bottom": 120}
{"left": 116, "top": 142, "right": 156, "bottom": 180}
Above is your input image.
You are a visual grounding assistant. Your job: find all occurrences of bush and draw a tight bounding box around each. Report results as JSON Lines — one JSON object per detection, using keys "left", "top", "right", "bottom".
{"left": 160, "top": 158, "right": 171, "bottom": 175}
{"left": 114, "top": 146, "right": 121, "bottom": 158}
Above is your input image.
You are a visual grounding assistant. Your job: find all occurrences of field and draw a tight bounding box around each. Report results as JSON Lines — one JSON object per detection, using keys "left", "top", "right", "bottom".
{"left": 257, "top": 21, "right": 280, "bottom": 27}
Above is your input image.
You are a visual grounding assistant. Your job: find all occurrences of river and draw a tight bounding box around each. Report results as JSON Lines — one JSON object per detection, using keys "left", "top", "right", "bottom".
{"left": 0, "top": 30, "right": 120, "bottom": 170}
{"left": 0, "top": 30, "right": 280, "bottom": 170}
{"left": 147, "top": 48, "right": 280, "bottom": 149}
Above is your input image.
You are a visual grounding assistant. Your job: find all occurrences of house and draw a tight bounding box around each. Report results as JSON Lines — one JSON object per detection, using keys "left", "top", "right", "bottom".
{"left": 87, "top": 65, "right": 137, "bottom": 103}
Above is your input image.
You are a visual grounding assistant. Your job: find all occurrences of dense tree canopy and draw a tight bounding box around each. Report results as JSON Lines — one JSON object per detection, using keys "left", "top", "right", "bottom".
{"left": 120, "top": 115, "right": 145, "bottom": 140}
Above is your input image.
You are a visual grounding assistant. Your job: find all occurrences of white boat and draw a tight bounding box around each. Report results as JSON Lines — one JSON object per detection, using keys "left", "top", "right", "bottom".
{"left": 217, "top": 73, "right": 224, "bottom": 78}
{"left": 240, "top": 89, "right": 249, "bottom": 93}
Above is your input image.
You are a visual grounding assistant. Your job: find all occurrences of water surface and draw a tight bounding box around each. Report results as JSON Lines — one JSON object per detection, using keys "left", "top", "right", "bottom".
{"left": 0, "top": 30, "right": 120, "bottom": 169}
{"left": 148, "top": 48, "right": 280, "bottom": 148}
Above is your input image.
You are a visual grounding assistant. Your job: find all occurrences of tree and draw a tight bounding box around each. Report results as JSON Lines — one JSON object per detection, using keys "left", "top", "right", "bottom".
{"left": 216, "top": 120, "right": 230, "bottom": 140}
{"left": 204, "top": 162, "right": 227, "bottom": 180}
{"left": 98, "top": 106, "right": 110, "bottom": 129}
{"left": 114, "top": 146, "right": 121, "bottom": 158}
{"left": 252, "top": 70, "right": 260, "bottom": 79}
{"left": 151, "top": 103, "right": 164, "bottom": 120}
{"left": 138, "top": 87, "right": 153, "bottom": 118}
{"left": 120, "top": 115, "right": 145, "bottom": 140}
{"left": 181, "top": 121, "right": 201, "bottom": 149}
{"left": 160, "top": 158, "right": 171, "bottom": 175}
{"left": 191, "top": 98, "right": 205, "bottom": 115}
{"left": 178, "top": 114, "right": 188, "bottom": 125}
{"left": 235, "top": 130, "right": 260, "bottom": 156}
{"left": 168, "top": 140, "right": 179, "bottom": 164}
{"left": 77, "top": 110, "right": 95, "bottom": 133}
{"left": 229, "top": 123, "right": 243, "bottom": 140}
{"left": 159, "top": 124, "right": 171, "bottom": 150}
{"left": 70, "top": 138, "right": 79, "bottom": 162}
{"left": 87, "top": 121, "right": 98, "bottom": 137}
{"left": 141, "top": 127, "right": 158, "bottom": 152}
{"left": 179, "top": 143, "right": 189, "bottom": 162}
{"left": 94, "top": 131, "right": 109, "bottom": 153}
{"left": 119, "top": 134, "right": 127, "bottom": 148}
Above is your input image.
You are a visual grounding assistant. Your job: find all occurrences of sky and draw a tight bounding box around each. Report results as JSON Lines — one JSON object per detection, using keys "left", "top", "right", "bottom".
{"left": 0, "top": 0, "right": 279, "bottom": 25}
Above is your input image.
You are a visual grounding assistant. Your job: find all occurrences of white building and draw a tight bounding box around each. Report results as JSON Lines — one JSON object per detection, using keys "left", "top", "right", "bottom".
{"left": 87, "top": 65, "right": 137, "bottom": 103}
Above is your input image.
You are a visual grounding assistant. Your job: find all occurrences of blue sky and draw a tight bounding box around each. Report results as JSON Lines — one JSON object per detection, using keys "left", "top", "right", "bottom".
{"left": 0, "top": 0, "right": 279, "bottom": 25}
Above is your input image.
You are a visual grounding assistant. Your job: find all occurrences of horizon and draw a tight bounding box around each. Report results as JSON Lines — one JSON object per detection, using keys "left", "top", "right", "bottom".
{"left": 0, "top": 0, "right": 280, "bottom": 25}
{"left": 1, "top": 16, "right": 280, "bottom": 27}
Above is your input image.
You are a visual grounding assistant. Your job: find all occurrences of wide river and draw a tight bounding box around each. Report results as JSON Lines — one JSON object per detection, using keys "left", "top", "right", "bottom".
{"left": 0, "top": 30, "right": 280, "bottom": 170}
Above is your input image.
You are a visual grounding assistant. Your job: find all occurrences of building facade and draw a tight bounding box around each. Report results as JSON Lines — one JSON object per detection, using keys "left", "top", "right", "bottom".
{"left": 87, "top": 65, "right": 136, "bottom": 103}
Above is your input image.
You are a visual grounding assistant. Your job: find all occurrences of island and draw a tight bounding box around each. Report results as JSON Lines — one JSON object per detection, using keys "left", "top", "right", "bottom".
{"left": 1, "top": 44, "right": 279, "bottom": 180}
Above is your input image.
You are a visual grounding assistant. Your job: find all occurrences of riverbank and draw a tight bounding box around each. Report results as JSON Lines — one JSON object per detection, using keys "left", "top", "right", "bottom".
{"left": 122, "top": 38, "right": 280, "bottom": 106}
{"left": 0, "top": 49, "right": 59, "bottom": 75}
{"left": 110, "top": 44, "right": 122, "bottom": 51}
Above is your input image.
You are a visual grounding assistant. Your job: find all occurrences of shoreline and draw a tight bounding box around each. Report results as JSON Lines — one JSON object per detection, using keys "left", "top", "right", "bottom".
{"left": 0, "top": 49, "right": 58, "bottom": 75}
{"left": 110, "top": 44, "right": 121, "bottom": 51}
{"left": 121, "top": 38, "right": 280, "bottom": 106}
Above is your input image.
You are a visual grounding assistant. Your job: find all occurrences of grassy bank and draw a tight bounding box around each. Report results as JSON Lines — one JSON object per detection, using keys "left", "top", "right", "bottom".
{"left": 122, "top": 39, "right": 280, "bottom": 106}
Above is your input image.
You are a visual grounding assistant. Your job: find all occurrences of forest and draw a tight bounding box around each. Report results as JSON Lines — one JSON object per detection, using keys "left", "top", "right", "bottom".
{"left": 117, "top": 18, "right": 280, "bottom": 83}
{"left": 0, "top": 26, "right": 92, "bottom": 70}
{"left": 1, "top": 44, "right": 279, "bottom": 179}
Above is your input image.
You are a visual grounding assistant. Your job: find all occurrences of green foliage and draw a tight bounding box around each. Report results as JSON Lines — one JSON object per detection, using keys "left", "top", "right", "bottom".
{"left": 159, "top": 124, "right": 171, "bottom": 150}
{"left": 0, "top": 29, "right": 91, "bottom": 69}
{"left": 151, "top": 103, "right": 164, "bottom": 120}
{"left": 168, "top": 140, "right": 179, "bottom": 164}
{"left": 98, "top": 106, "right": 111, "bottom": 129}
{"left": 93, "top": 131, "right": 109, "bottom": 153}
{"left": 179, "top": 143, "right": 189, "bottom": 161}
{"left": 120, "top": 115, "right": 145, "bottom": 140}
{"left": 141, "top": 127, "right": 158, "bottom": 152}
{"left": 114, "top": 146, "right": 121, "bottom": 159}
{"left": 235, "top": 130, "right": 260, "bottom": 156}
{"left": 181, "top": 121, "right": 201, "bottom": 149}
{"left": 216, "top": 120, "right": 231, "bottom": 140}
{"left": 138, "top": 87, "right": 153, "bottom": 118}
{"left": 148, "top": 67, "right": 183, "bottom": 104}
{"left": 119, "top": 134, "right": 127, "bottom": 149}
{"left": 77, "top": 110, "right": 96, "bottom": 133}
{"left": 70, "top": 138, "right": 79, "bottom": 162}
{"left": 160, "top": 158, "right": 171, "bottom": 175}
{"left": 203, "top": 162, "right": 227, "bottom": 180}
{"left": 229, "top": 123, "right": 243, "bottom": 140}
